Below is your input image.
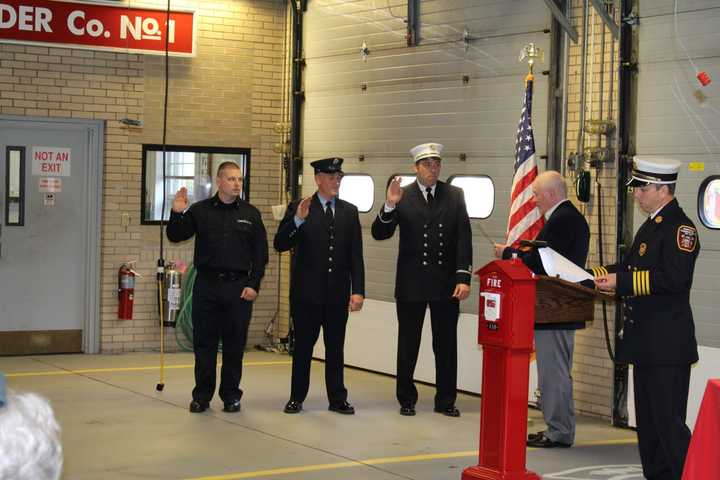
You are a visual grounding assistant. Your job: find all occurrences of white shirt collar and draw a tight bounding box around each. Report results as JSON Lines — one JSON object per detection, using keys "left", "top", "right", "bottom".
{"left": 650, "top": 198, "right": 672, "bottom": 219}
{"left": 417, "top": 180, "right": 436, "bottom": 200}
{"left": 316, "top": 192, "right": 335, "bottom": 208}
{"left": 543, "top": 199, "right": 569, "bottom": 220}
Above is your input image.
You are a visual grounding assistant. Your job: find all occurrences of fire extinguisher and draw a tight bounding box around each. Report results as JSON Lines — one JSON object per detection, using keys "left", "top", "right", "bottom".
{"left": 118, "top": 262, "right": 137, "bottom": 320}
{"left": 162, "top": 262, "right": 182, "bottom": 328}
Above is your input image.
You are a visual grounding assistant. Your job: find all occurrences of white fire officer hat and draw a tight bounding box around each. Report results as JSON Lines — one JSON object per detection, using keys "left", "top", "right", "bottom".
{"left": 627, "top": 156, "right": 681, "bottom": 187}
{"left": 410, "top": 143, "right": 444, "bottom": 163}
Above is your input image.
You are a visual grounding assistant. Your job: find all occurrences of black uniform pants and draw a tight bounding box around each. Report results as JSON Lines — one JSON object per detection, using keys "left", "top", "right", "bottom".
{"left": 396, "top": 298, "right": 459, "bottom": 409}
{"left": 633, "top": 364, "right": 692, "bottom": 480}
{"left": 290, "top": 302, "right": 349, "bottom": 406}
{"left": 191, "top": 274, "right": 253, "bottom": 404}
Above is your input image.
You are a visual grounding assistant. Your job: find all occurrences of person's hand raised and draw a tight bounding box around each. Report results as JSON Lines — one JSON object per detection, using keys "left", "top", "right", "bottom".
{"left": 386, "top": 177, "right": 404, "bottom": 207}
{"left": 296, "top": 197, "right": 311, "bottom": 220}
{"left": 172, "top": 187, "right": 189, "bottom": 213}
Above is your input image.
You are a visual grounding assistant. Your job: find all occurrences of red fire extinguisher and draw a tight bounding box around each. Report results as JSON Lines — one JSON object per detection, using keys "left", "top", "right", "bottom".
{"left": 118, "top": 263, "right": 136, "bottom": 320}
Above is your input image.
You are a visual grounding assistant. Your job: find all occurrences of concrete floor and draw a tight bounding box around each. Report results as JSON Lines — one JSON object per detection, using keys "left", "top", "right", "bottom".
{"left": 1, "top": 351, "right": 642, "bottom": 480}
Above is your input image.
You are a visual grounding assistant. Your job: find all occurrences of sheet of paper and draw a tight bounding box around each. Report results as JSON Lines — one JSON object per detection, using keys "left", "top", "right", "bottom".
{"left": 538, "top": 247, "right": 594, "bottom": 283}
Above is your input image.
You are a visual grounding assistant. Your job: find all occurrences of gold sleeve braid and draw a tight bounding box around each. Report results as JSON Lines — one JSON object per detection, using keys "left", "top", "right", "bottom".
{"left": 632, "top": 270, "right": 651, "bottom": 296}
{"left": 591, "top": 266, "right": 609, "bottom": 277}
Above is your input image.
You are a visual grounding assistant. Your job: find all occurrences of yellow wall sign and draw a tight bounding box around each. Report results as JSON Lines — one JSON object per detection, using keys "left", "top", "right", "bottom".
{"left": 688, "top": 162, "right": 705, "bottom": 172}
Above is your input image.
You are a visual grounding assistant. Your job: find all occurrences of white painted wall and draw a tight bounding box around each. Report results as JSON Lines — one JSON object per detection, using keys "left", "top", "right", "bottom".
{"left": 313, "top": 298, "right": 539, "bottom": 404}
{"left": 627, "top": 346, "right": 720, "bottom": 430}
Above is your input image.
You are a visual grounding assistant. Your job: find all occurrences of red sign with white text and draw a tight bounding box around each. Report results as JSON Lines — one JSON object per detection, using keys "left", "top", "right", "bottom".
{"left": 0, "top": 0, "right": 196, "bottom": 56}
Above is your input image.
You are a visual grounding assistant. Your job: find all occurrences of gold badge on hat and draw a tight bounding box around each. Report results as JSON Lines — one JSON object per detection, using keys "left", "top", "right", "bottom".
{"left": 655, "top": 215, "right": 663, "bottom": 224}
{"left": 639, "top": 243, "right": 647, "bottom": 256}
{"left": 430, "top": 144, "right": 437, "bottom": 151}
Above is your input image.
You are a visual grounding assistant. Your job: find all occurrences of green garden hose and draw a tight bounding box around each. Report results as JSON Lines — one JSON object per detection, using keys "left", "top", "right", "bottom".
{"left": 174, "top": 265, "right": 223, "bottom": 352}
{"left": 175, "top": 265, "right": 195, "bottom": 351}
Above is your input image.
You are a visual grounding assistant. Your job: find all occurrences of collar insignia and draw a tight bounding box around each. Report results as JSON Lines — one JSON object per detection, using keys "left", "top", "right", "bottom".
{"left": 655, "top": 215, "right": 663, "bottom": 224}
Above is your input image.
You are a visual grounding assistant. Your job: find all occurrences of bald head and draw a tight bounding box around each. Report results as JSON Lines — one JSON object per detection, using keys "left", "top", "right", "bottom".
{"left": 532, "top": 170, "right": 567, "bottom": 214}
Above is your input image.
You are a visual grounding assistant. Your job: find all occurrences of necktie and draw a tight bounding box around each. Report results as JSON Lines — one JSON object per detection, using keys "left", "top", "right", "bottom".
{"left": 325, "top": 201, "right": 334, "bottom": 222}
{"left": 426, "top": 187, "right": 434, "bottom": 208}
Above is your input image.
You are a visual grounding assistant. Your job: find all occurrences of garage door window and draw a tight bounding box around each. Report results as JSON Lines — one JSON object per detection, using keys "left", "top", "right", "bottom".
{"left": 698, "top": 176, "right": 720, "bottom": 229}
{"left": 448, "top": 175, "right": 495, "bottom": 219}
{"left": 339, "top": 174, "right": 374, "bottom": 212}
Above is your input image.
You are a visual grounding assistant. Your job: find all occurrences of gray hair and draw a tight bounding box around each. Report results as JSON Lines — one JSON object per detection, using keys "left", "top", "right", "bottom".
{"left": 0, "top": 391, "right": 63, "bottom": 480}
{"left": 535, "top": 170, "right": 568, "bottom": 199}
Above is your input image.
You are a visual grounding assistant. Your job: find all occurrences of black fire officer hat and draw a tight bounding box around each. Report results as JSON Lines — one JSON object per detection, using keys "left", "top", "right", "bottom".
{"left": 311, "top": 157, "right": 344, "bottom": 174}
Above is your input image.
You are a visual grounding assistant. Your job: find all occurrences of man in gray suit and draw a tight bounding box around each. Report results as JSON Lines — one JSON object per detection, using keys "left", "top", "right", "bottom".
{"left": 494, "top": 171, "right": 590, "bottom": 448}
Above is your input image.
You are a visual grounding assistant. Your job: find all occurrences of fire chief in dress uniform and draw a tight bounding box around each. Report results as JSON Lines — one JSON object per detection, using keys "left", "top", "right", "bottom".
{"left": 593, "top": 157, "right": 700, "bottom": 480}
{"left": 371, "top": 143, "right": 472, "bottom": 417}
{"left": 274, "top": 157, "right": 365, "bottom": 415}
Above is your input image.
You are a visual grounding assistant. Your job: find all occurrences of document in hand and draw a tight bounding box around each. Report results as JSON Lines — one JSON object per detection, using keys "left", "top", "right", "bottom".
{"left": 538, "top": 247, "right": 594, "bottom": 283}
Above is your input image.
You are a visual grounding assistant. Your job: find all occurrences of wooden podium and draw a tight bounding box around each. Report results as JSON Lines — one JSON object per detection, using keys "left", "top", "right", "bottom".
{"left": 534, "top": 275, "right": 616, "bottom": 325}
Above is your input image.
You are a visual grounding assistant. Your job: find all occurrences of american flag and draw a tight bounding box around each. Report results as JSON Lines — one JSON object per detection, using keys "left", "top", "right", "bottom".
{"left": 506, "top": 74, "right": 544, "bottom": 247}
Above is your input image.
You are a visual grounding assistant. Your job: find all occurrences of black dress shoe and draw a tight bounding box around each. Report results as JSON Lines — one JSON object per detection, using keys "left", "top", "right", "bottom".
{"left": 399, "top": 405, "right": 416, "bottom": 416}
{"left": 328, "top": 401, "right": 355, "bottom": 415}
{"left": 527, "top": 431, "right": 544, "bottom": 441}
{"left": 223, "top": 399, "right": 241, "bottom": 413}
{"left": 284, "top": 400, "right": 303, "bottom": 414}
{"left": 526, "top": 432, "right": 571, "bottom": 448}
{"left": 189, "top": 400, "right": 209, "bottom": 413}
{"left": 434, "top": 405, "right": 461, "bottom": 417}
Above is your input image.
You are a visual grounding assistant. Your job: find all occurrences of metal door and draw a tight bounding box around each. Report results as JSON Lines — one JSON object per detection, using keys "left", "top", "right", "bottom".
{"left": 0, "top": 116, "right": 102, "bottom": 354}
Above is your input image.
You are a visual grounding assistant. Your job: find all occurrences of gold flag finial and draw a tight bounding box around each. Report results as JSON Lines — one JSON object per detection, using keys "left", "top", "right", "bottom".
{"left": 519, "top": 43, "right": 544, "bottom": 78}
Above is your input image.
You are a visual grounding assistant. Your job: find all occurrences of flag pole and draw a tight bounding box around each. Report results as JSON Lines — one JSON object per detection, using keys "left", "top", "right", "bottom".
{"left": 506, "top": 43, "right": 546, "bottom": 248}
{"left": 519, "top": 42, "right": 543, "bottom": 83}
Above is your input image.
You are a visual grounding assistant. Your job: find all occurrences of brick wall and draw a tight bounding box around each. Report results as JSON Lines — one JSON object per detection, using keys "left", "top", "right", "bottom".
{"left": 0, "top": 0, "right": 288, "bottom": 352}
{"left": 563, "top": 0, "right": 620, "bottom": 418}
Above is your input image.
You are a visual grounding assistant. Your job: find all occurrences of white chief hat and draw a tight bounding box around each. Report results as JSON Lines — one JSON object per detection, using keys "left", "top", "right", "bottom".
{"left": 410, "top": 143, "right": 444, "bottom": 163}
{"left": 627, "top": 156, "right": 681, "bottom": 187}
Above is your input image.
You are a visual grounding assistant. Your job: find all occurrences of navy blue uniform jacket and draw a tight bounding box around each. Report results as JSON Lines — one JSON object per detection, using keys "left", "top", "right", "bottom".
{"left": 590, "top": 198, "right": 699, "bottom": 365}
{"left": 371, "top": 181, "right": 473, "bottom": 302}
{"left": 274, "top": 194, "right": 364, "bottom": 306}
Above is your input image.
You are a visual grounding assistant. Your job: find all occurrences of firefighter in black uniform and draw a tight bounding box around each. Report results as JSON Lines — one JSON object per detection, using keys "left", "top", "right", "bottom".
{"left": 167, "top": 161, "right": 268, "bottom": 414}
{"left": 274, "top": 158, "right": 365, "bottom": 415}
{"left": 371, "top": 143, "right": 473, "bottom": 417}
{"left": 593, "top": 157, "right": 700, "bottom": 480}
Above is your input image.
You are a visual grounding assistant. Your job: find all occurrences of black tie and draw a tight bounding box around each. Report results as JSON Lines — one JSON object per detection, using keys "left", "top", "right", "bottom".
{"left": 325, "top": 201, "right": 334, "bottom": 222}
{"left": 426, "top": 187, "right": 434, "bottom": 208}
